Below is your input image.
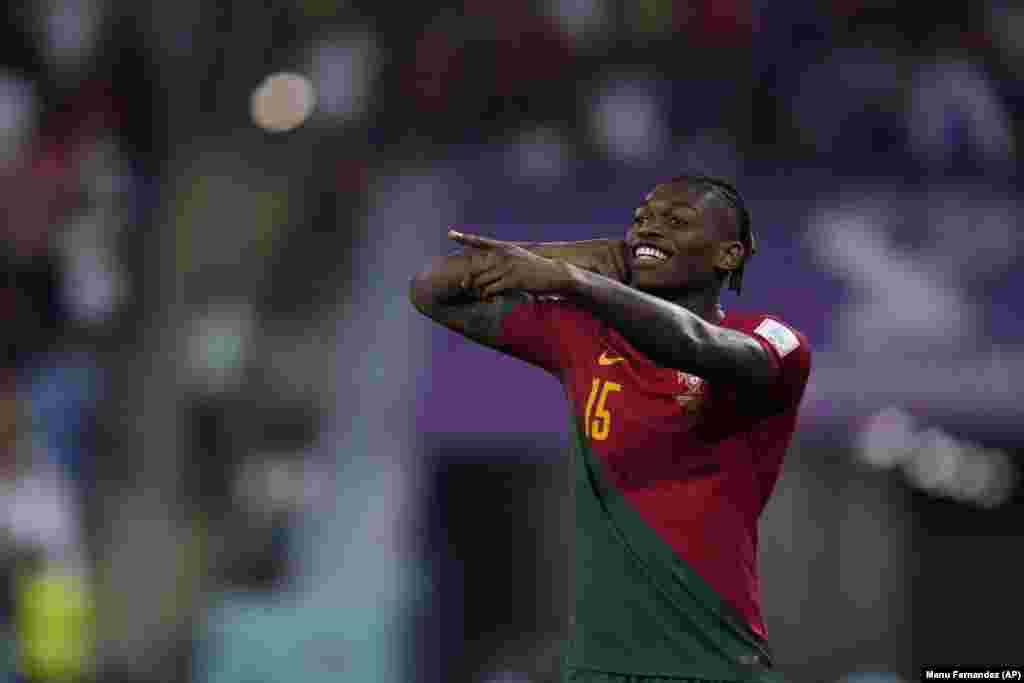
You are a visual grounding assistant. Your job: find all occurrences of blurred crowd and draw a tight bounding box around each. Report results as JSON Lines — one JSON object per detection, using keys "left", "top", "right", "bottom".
{"left": 2, "top": 1, "right": 1023, "bottom": 682}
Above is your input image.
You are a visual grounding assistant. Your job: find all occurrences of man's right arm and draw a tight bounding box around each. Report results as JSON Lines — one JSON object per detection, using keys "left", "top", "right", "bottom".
{"left": 408, "top": 249, "right": 531, "bottom": 351}
{"left": 410, "top": 238, "right": 627, "bottom": 365}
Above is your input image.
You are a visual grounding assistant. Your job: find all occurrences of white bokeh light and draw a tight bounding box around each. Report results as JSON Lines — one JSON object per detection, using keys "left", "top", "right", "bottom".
{"left": 307, "top": 30, "right": 379, "bottom": 125}
{"left": 588, "top": 76, "right": 670, "bottom": 166}
{"left": 855, "top": 406, "right": 919, "bottom": 469}
{"left": 37, "top": 0, "right": 106, "bottom": 75}
{"left": 503, "top": 126, "right": 573, "bottom": 184}
{"left": 908, "top": 59, "right": 1015, "bottom": 168}
{"left": 805, "top": 206, "right": 975, "bottom": 354}
{"left": 0, "top": 70, "right": 38, "bottom": 165}
{"left": 542, "top": 0, "right": 611, "bottom": 46}
{"left": 855, "top": 405, "right": 1017, "bottom": 507}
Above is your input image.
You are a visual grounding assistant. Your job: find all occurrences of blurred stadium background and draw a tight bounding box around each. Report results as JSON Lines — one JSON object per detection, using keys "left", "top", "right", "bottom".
{"left": 1, "top": 1, "right": 1022, "bottom": 682}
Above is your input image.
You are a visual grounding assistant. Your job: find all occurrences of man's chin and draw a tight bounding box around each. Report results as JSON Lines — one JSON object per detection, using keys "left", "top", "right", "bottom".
{"left": 631, "top": 273, "right": 699, "bottom": 297}
{"left": 630, "top": 273, "right": 669, "bottom": 292}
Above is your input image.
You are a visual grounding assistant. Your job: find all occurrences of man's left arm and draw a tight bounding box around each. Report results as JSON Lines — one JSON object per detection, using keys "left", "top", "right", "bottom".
{"left": 447, "top": 229, "right": 782, "bottom": 391}
{"left": 564, "top": 265, "right": 778, "bottom": 389}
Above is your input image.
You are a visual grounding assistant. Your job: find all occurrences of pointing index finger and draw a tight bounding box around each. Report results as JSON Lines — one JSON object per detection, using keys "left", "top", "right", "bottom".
{"left": 448, "top": 229, "right": 499, "bottom": 249}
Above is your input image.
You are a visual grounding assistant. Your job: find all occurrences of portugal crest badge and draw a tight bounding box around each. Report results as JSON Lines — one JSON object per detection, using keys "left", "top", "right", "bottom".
{"left": 674, "top": 372, "right": 706, "bottom": 415}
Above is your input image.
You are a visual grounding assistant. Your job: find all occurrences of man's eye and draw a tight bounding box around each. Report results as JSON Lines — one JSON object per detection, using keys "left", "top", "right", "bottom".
{"left": 670, "top": 216, "right": 683, "bottom": 226}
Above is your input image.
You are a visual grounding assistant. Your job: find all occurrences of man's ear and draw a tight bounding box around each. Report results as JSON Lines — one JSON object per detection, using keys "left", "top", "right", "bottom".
{"left": 717, "top": 241, "right": 744, "bottom": 271}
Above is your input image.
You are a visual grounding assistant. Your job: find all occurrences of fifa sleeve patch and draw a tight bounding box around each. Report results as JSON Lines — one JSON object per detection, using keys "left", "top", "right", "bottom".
{"left": 754, "top": 318, "right": 800, "bottom": 358}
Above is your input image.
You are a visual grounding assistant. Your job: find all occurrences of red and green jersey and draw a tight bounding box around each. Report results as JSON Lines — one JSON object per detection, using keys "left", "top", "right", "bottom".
{"left": 496, "top": 295, "right": 811, "bottom": 681}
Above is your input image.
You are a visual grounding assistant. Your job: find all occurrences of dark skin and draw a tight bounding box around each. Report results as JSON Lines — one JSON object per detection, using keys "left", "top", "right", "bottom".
{"left": 409, "top": 181, "right": 776, "bottom": 388}
{"left": 627, "top": 183, "right": 745, "bottom": 317}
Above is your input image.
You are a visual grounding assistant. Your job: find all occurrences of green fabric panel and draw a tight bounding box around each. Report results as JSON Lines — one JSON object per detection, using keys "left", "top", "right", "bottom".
{"left": 564, "top": 668, "right": 736, "bottom": 683}
{"left": 564, "top": 415, "right": 788, "bottom": 683}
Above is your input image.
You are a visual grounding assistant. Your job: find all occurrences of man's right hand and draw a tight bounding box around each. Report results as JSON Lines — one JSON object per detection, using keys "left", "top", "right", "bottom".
{"left": 444, "top": 230, "right": 631, "bottom": 296}
{"left": 464, "top": 238, "right": 627, "bottom": 285}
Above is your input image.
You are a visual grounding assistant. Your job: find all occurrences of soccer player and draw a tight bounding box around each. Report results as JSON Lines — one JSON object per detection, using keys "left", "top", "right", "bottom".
{"left": 409, "top": 175, "right": 810, "bottom": 683}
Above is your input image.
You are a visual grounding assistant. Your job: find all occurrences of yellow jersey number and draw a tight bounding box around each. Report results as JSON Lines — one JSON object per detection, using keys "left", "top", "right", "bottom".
{"left": 584, "top": 378, "right": 622, "bottom": 441}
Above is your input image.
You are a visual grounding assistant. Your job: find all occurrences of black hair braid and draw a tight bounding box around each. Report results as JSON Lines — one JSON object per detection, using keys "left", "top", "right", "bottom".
{"left": 668, "top": 174, "right": 756, "bottom": 295}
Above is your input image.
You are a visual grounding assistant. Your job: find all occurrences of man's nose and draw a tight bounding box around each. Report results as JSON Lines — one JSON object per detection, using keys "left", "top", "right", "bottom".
{"left": 634, "top": 224, "right": 668, "bottom": 239}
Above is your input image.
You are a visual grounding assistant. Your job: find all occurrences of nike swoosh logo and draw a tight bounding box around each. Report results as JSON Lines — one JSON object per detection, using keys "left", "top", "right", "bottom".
{"left": 598, "top": 351, "right": 625, "bottom": 366}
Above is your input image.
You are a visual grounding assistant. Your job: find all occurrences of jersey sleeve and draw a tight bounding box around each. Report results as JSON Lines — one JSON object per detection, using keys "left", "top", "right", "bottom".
{"left": 495, "top": 294, "right": 577, "bottom": 376}
{"left": 733, "top": 315, "right": 812, "bottom": 410}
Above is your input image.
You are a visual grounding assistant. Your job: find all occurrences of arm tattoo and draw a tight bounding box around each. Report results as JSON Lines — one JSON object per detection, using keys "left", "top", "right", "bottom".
{"left": 566, "top": 266, "right": 776, "bottom": 387}
{"left": 421, "top": 291, "right": 532, "bottom": 349}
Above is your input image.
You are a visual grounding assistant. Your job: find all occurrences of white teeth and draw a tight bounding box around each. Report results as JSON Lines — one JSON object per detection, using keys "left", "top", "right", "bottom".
{"left": 635, "top": 246, "right": 669, "bottom": 260}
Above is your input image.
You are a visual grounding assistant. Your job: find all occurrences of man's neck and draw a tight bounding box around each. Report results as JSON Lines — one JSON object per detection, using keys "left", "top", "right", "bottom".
{"left": 663, "top": 286, "right": 724, "bottom": 323}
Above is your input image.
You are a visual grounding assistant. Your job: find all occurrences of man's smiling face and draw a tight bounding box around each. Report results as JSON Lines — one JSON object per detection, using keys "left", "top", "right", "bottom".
{"left": 625, "top": 181, "right": 744, "bottom": 294}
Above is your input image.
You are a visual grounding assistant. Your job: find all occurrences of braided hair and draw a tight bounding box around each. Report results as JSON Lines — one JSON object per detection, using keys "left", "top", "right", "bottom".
{"left": 667, "top": 174, "right": 756, "bottom": 295}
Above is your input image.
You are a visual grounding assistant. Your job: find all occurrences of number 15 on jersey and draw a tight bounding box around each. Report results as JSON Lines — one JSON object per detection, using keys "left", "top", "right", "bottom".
{"left": 584, "top": 378, "right": 622, "bottom": 441}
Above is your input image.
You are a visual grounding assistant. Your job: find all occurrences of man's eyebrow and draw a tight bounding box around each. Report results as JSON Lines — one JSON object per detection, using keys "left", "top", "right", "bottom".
{"left": 637, "top": 200, "right": 699, "bottom": 213}
{"left": 633, "top": 205, "right": 698, "bottom": 225}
